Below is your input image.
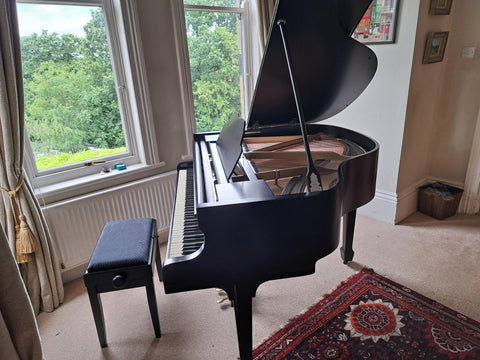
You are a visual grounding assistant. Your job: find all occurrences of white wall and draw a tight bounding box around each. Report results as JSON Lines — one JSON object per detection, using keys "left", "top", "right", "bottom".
{"left": 323, "top": 0, "right": 421, "bottom": 223}
{"left": 429, "top": 0, "right": 480, "bottom": 183}
{"left": 130, "top": 0, "right": 478, "bottom": 224}
{"left": 397, "top": 0, "right": 480, "bottom": 221}
{"left": 396, "top": 0, "right": 453, "bottom": 221}
{"left": 133, "top": 0, "right": 194, "bottom": 173}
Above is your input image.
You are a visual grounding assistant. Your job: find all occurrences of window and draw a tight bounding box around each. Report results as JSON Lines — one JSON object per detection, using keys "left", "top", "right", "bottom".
{"left": 183, "top": 0, "right": 248, "bottom": 132}
{"left": 16, "top": 0, "right": 157, "bottom": 194}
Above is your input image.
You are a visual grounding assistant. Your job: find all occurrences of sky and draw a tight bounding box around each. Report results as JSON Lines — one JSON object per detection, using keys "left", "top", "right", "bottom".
{"left": 16, "top": 3, "right": 96, "bottom": 37}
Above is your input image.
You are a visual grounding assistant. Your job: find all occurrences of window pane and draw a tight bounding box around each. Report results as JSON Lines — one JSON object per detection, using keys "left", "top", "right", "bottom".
{"left": 184, "top": 9, "right": 244, "bottom": 132}
{"left": 17, "top": 3, "right": 126, "bottom": 171}
{"left": 184, "top": 0, "right": 241, "bottom": 7}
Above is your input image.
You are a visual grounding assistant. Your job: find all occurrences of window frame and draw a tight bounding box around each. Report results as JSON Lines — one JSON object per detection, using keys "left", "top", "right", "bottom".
{"left": 18, "top": 0, "right": 161, "bottom": 194}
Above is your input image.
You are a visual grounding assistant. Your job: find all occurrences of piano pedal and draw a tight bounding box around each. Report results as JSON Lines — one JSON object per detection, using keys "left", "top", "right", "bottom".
{"left": 216, "top": 288, "right": 230, "bottom": 305}
{"left": 217, "top": 296, "right": 229, "bottom": 304}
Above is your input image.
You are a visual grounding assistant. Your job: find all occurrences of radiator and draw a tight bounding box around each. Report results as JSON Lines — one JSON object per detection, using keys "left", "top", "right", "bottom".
{"left": 42, "top": 171, "right": 177, "bottom": 274}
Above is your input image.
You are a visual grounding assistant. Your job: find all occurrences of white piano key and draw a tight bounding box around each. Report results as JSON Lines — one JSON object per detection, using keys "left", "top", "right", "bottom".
{"left": 167, "top": 166, "right": 204, "bottom": 259}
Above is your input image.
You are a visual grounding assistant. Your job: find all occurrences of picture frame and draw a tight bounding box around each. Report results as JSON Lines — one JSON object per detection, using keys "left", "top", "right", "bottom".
{"left": 353, "top": 0, "right": 400, "bottom": 45}
{"left": 422, "top": 32, "right": 449, "bottom": 64}
{"left": 429, "top": 0, "right": 453, "bottom": 15}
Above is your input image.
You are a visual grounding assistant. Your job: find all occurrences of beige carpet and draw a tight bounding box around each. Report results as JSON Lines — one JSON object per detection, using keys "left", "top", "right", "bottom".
{"left": 37, "top": 212, "right": 480, "bottom": 359}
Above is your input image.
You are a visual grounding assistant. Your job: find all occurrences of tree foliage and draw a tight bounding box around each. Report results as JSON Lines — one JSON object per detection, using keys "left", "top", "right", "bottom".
{"left": 20, "top": 3, "right": 243, "bottom": 166}
{"left": 185, "top": 6, "right": 242, "bottom": 132}
{"left": 20, "top": 9, "right": 124, "bottom": 157}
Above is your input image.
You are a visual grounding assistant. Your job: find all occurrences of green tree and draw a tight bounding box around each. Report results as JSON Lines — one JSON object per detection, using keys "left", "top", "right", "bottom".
{"left": 79, "top": 10, "right": 124, "bottom": 149}
{"left": 25, "top": 61, "right": 91, "bottom": 153}
{"left": 185, "top": 7, "right": 242, "bottom": 132}
{"left": 20, "top": 30, "right": 81, "bottom": 81}
{"left": 20, "top": 8, "right": 124, "bottom": 158}
{"left": 82, "top": 10, "right": 110, "bottom": 62}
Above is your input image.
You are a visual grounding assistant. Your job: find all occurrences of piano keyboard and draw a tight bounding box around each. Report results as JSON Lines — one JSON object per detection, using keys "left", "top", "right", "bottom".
{"left": 168, "top": 166, "right": 205, "bottom": 258}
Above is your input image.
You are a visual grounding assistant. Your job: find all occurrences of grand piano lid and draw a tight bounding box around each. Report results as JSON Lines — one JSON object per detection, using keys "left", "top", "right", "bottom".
{"left": 246, "top": 0, "right": 378, "bottom": 130}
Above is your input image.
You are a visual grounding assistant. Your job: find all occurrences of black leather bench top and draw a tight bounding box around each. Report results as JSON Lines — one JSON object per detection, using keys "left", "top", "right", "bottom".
{"left": 87, "top": 218, "right": 155, "bottom": 272}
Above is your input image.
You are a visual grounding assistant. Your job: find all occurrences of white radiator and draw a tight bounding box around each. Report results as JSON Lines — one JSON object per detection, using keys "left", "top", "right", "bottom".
{"left": 42, "top": 172, "right": 177, "bottom": 276}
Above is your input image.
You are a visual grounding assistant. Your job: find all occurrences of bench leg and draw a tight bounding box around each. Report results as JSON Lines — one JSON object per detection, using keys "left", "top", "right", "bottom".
{"left": 145, "top": 277, "right": 161, "bottom": 338}
{"left": 86, "top": 286, "right": 107, "bottom": 347}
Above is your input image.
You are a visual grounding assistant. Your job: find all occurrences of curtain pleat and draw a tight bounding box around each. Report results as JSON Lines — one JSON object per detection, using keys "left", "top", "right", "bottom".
{"left": 458, "top": 110, "right": 480, "bottom": 215}
{"left": 0, "top": 0, "right": 63, "bottom": 315}
{"left": 254, "top": 0, "right": 276, "bottom": 52}
{"left": 0, "top": 225, "right": 43, "bottom": 360}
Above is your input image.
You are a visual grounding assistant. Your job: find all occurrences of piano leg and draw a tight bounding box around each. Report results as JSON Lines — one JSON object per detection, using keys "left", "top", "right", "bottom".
{"left": 233, "top": 285, "right": 253, "bottom": 360}
{"left": 340, "top": 209, "right": 356, "bottom": 264}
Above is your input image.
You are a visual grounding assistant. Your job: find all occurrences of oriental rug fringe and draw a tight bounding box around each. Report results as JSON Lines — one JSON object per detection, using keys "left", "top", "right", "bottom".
{"left": 252, "top": 268, "right": 479, "bottom": 360}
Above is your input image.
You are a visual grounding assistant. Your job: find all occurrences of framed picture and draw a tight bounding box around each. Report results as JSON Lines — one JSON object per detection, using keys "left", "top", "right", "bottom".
{"left": 352, "top": 0, "right": 400, "bottom": 45}
{"left": 429, "top": 0, "right": 453, "bottom": 15}
{"left": 422, "top": 32, "right": 449, "bottom": 64}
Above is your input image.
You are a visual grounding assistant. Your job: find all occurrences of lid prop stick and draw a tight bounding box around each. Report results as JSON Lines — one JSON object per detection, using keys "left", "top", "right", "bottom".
{"left": 277, "top": 19, "right": 322, "bottom": 192}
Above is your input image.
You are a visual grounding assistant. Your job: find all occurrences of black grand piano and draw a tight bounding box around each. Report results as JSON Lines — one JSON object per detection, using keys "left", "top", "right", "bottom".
{"left": 162, "top": 0, "right": 379, "bottom": 359}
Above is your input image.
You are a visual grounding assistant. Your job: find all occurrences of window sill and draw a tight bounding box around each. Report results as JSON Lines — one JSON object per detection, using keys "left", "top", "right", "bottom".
{"left": 34, "top": 162, "right": 166, "bottom": 205}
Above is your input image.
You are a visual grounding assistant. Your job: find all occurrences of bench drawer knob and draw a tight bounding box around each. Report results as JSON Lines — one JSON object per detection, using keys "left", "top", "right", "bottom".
{"left": 112, "top": 274, "right": 126, "bottom": 289}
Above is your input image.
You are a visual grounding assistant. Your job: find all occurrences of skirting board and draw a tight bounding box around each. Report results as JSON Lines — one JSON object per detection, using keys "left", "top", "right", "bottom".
{"left": 358, "top": 189, "right": 398, "bottom": 224}
{"left": 361, "top": 177, "right": 465, "bottom": 225}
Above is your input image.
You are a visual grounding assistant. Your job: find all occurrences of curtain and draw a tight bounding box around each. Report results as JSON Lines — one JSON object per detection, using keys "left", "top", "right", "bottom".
{"left": 254, "top": 0, "right": 276, "bottom": 53}
{"left": 248, "top": 0, "right": 276, "bottom": 92}
{"left": 0, "top": 224, "right": 43, "bottom": 360}
{"left": 0, "top": 0, "right": 63, "bottom": 314}
{"left": 458, "top": 105, "right": 480, "bottom": 215}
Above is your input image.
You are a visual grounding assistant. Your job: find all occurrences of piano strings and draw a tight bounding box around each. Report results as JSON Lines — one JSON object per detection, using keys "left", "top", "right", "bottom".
{"left": 242, "top": 135, "right": 366, "bottom": 194}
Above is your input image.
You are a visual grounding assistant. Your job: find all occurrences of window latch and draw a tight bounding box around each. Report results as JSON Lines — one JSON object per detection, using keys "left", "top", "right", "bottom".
{"left": 84, "top": 161, "right": 106, "bottom": 166}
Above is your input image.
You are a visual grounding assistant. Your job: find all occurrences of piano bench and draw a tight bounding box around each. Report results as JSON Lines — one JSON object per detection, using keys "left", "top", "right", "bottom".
{"left": 83, "top": 218, "right": 163, "bottom": 347}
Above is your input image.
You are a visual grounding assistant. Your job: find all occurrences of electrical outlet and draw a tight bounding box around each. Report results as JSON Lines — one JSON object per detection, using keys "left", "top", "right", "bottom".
{"left": 461, "top": 47, "right": 476, "bottom": 59}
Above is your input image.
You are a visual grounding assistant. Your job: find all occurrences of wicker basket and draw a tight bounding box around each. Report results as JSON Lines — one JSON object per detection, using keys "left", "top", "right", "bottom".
{"left": 418, "top": 182, "right": 463, "bottom": 220}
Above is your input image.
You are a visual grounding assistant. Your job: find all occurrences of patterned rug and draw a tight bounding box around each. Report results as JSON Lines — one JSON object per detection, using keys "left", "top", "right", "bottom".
{"left": 253, "top": 268, "right": 480, "bottom": 359}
